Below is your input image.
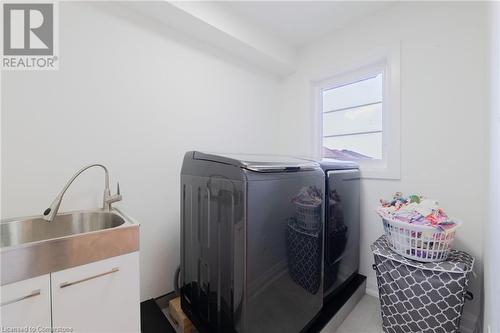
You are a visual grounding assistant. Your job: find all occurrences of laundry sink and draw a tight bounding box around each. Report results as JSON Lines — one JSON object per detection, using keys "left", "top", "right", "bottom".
{"left": 0, "top": 208, "right": 139, "bottom": 286}
{"left": 1, "top": 211, "right": 126, "bottom": 248}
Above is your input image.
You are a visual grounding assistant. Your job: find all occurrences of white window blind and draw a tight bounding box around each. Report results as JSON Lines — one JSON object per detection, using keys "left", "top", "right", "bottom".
{"left": 322, "top": 73, "right": 383, "bottom": 160}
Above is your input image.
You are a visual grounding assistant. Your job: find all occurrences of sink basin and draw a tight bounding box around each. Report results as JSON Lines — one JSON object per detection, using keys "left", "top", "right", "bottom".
{"left": 1, "top": 208, "right": 139, "bottom": 286}
{"left": 1, "top": 211, "right": 125, "bottom": 248}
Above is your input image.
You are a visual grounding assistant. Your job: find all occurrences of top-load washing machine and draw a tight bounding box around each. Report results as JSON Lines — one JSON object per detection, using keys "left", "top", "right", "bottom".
{"left": 318, "top": 159, "right": 360, "bottom": 301}
{"left": 180, "top": 151, "right": 325, "bottom": 333}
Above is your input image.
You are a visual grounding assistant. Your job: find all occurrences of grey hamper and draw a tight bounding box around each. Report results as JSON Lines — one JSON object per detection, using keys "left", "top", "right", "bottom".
{"left": 371, "top": 235, "right": 474, "bottom": 333}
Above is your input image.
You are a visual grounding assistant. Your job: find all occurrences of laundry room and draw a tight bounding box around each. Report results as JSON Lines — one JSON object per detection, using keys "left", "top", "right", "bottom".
{"left": 1, "top": 1, "right": 499, "bottom": 333}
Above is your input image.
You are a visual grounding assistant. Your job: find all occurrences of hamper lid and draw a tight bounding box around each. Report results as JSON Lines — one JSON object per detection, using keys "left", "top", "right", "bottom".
{"left": 371, "top": 235, "right": 474, "bottom": 273}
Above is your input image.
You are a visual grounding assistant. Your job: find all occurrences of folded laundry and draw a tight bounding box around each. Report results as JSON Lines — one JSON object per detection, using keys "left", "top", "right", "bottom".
{"left": 377, "top": 192, "right": 457, "bottom": 230}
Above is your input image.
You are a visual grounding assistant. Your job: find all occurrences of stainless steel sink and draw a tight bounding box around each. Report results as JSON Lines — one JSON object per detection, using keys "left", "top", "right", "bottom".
{"left": 1, "top": 208, "right": 139, "bottom": 285}
{"left": 1, "top": 211, "right": 125, "bottom": 248}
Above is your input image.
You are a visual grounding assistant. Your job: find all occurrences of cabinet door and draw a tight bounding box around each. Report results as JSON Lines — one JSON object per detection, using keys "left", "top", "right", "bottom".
{"left": 51, "top": 252, "right": 140, "bottom": 333}
{"left": 1, "top": 274, "right": 51, "bottom": 330}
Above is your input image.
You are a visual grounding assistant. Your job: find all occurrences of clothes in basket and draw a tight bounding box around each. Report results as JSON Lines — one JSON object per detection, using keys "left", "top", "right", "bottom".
{"left": 286, "top": 218, "right": 322, "bottom": 294}
{"left": 371, "top": 235, "right": 474, "bottom": 333}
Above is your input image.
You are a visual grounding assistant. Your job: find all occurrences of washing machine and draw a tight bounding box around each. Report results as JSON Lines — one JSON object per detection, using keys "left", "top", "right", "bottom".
{"left": 319, "top": 159, "right": 360, "bottom": 301}
{"left": 180, "top": 151, "right": 325, "bottom": 333}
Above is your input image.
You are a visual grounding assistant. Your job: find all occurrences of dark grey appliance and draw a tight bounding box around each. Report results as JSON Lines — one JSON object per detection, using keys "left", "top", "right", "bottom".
{"left": 319, "top": 159, "right": 360, "bottom": 300}
{"left": 180, "top": 151, "right": 325, "bottom": 333}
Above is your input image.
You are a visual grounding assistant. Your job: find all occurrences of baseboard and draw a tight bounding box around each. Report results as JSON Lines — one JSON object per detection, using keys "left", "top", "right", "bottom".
{"left": 365, "top": 279, "right": 379, "bottom": 298}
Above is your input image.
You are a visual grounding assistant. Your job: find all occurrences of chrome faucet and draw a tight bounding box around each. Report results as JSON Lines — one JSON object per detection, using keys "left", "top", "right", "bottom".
{"left": 42, "top": 164, "right": 122, "bottom": 222}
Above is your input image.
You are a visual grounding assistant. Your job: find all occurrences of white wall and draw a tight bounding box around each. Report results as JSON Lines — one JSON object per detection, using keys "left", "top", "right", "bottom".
{"left": 1, "top": 2, "right": 282, "bottom": 301}
{"left": 277, "top": 2, "right": 488, "bottom": 327}
{"left": 2, "top": 2, "right": 492, "bottom": 326}
{"left": 485, "top": 2, "right": 500, "bottom": 332}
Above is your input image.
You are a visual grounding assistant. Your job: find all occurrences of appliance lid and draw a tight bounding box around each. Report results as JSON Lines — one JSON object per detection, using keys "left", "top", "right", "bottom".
{"left": 192, "top": 151, "right": 320, "bottom": 172}
{"left": 318, "top": 158, "right": 359, "bottom": 170}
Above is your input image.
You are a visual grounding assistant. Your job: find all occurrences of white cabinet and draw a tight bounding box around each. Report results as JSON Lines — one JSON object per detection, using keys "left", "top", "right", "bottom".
{"left": 1, "top": 252, "right": 140, "bottom": 333}
{"left": 51, "top": 252, "right": 140, "bottom": 333}
{"left": 1, "top": 274, "right": 51, "bottom": 330}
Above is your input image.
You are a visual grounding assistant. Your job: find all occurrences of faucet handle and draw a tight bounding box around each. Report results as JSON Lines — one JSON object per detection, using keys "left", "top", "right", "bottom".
{"left": 104, "top": 182, "right": 122, "bottom": 210}
{"left": 112, "top": 182, "right": 122, "bottom": 201}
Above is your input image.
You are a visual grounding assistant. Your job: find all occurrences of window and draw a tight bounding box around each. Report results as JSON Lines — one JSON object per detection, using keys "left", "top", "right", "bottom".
{"left": 322, "top": 73, "right": 383, "bottom": 160}
{"left": 313, "top": 47, "right": 401, "bottom": 179}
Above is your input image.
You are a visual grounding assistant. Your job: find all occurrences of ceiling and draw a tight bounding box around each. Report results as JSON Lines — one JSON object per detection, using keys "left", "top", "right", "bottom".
{"left": 219, "top": 1, "right": 393, "bottom": 48}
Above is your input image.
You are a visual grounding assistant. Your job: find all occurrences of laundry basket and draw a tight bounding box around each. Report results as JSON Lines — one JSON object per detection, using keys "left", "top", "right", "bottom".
{"left": 293, "top": 200, "right": 322, "bottom": 232}
{"left": 380, "top": 215, "right": 461, "bottom": 262}
{"left": 371, "top": 235, "right": 474, "bottom": 333}
{"left": 286, "top": 218, "right": 322, "bottom": 294}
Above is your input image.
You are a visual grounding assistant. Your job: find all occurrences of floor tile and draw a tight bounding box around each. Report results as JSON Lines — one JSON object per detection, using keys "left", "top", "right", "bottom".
{"left": 326, "top": 294, "right": 383, "bottom": 333}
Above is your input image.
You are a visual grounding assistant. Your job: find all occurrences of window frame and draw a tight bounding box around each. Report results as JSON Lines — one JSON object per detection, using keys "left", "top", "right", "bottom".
{"left": 311, "top": 45, "right": 401, "bottom": 179}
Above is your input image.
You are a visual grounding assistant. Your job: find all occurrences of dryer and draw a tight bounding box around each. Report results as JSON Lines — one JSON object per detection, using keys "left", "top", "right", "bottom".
{"left": 319, "top": 159, "right": 360, "bottom": 301}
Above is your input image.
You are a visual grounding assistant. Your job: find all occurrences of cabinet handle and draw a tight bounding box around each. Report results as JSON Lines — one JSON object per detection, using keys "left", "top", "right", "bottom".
{"left": 0, "top": 289, "right": 41, "bottom": 307}
{"left": 60, "top": 267, "right": 119, "bottom": 289}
